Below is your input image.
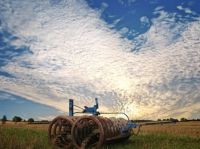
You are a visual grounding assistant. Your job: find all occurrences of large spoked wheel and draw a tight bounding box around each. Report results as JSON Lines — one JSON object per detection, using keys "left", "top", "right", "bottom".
{"left": 48, "top": 116, "right": 74, "bottom": 149}
{"left": 71, "top": 116, "right": 104, "bottom": 149}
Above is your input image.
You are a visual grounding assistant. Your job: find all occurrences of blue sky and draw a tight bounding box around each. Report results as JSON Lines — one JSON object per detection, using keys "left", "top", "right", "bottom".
{"left": 0, "top": 91, "right": 63, "bottom": 120}
{"left": 0, "top": 0, "right": 200, "bottom": 120}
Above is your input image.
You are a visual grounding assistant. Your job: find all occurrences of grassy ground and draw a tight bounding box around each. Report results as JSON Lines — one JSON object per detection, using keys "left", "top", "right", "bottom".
{"left": 0, "top": 122, "right": 200, "bottom": 149}
{"left": 106, "top": 134, "right": 200, "bottom": 149}
{"left": 0, "top": 126, "right": 53, "bottom": 149}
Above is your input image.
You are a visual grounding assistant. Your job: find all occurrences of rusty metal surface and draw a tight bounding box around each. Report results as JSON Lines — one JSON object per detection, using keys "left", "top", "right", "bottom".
{"left": 71, "top": 116, "right": 104, "bottom": 149}
{"left": 71, "top": 116, "right": 130, "bottom": 149}
{"left": 48, "top": 116, "right": 77, "bottom": 149}
{"left": 48, "top": 115, "right": 132, "bottom": 149}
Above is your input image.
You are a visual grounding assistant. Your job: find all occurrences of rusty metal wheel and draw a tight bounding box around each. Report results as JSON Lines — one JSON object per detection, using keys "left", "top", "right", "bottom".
{"left": 48, "top": 116, "right": 74, "bottom": 149}
{"left": 71, "top": 116, "right": 104, "bottom": 149}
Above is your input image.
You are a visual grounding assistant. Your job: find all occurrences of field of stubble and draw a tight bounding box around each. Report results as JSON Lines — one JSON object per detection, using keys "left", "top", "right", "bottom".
{"left": 0, "top": 121, "right": 200, "bottom": 149}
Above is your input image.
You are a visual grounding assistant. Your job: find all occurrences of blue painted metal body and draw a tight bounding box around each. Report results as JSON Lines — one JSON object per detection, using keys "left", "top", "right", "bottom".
{"left": 82, "top": 98, "right": 100, "bottom": 116}
{"left": 121, "top": 121, "right": 138, "bottom": 135}
{"left": 69, "top": 99, "right": 74, "bottom": 116}
{"left": 69, "top": 98, "right": 139, "bottom": 134}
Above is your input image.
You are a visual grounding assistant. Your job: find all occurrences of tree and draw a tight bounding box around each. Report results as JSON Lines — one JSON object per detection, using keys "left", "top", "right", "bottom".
{"left": 2, "top": 115, "right": 7, "bottom": 124}
{"left": 180, "top": 117, "right": 187, "bottom": 122}
{"left": 12, "top": 116, "right": 22, "bottom": 123}
{"left": 169, "top": 118, "right": 179, "bottom": 122}
{"left": 27, "top": 118, "right": 34, "bottom": 124}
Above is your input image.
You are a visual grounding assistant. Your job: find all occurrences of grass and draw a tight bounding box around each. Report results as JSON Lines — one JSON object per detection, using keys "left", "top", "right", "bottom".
{"left": 0, "top": 122, "right": 200, "bottom": 149}
{"left": 105, "top": 134, "right": 200, "bottom": 149}
{"left": 0, "top": 126, "right": 53, "bottom": 149}
{"left": 139, "top": 121, "right": 200, "bottom": 138}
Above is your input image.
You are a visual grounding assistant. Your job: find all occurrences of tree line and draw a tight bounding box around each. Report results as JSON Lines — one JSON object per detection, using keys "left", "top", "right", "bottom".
{"left": 1, "top": 115, "right": 200, "bottom": 124}
{"left": 157, "top": 117, "right": 200, "bottom": 122}
{"left": 1, "top": 115, "right": 34, "bottom": 124}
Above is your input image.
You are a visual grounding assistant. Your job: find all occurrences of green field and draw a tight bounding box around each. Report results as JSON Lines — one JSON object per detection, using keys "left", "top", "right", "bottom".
{"left": 0, "top": 125, "right": 200, "bottom": 149}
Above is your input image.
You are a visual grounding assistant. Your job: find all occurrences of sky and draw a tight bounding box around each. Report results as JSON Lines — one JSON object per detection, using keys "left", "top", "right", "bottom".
{"left": 0, "top": 0, "right": 200, "bottom": 120}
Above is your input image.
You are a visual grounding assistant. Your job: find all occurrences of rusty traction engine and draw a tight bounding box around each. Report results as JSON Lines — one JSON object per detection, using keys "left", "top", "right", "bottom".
{"left": 48, "top": 98, "right": 140, "bottom": 149}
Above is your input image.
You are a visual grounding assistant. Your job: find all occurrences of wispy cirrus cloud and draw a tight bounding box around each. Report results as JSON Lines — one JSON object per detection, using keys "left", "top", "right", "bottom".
{"left": 0, "top": 0, "right": 200, "bottom": 119}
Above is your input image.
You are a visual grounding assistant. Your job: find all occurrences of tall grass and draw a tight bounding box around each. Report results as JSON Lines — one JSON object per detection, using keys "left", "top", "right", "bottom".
{"left": 0, "top": 126, "right": 53, "bottom": 149}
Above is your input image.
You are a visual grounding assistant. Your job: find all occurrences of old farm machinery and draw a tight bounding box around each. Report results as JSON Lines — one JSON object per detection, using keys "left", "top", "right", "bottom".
{"left": 48, "top": 98, "right": 173, "bottom": 149}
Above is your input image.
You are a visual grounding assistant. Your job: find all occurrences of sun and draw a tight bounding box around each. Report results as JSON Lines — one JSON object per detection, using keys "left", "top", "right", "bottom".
{"left": 114, "top": 77, "right": 132, "bottom": 93}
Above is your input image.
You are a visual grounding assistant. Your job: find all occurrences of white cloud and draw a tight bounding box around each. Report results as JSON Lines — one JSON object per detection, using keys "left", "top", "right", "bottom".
{"left": 131, "top": 11, "right": 200, "bottom": 119}
{"left": 0, "top": 1, "right": 200, "bottom": 120}
{"left": 177, "top": 5, "right": 196, "bottom": 15}
{"left": 112, "top": 18, "right": 121, "bottom": 26}
{"left": 136, "top": 11, "right": 187, "bottom": 50}
{"left": 119, "top": 27, "right": 129, "bottom": 34}
{"left": 177, "top": 5, "right": 183, "bottom": 10}
{"left": 101, "top": 2, "right": 108, "bottom": 9}
{"left": 155, "top": 6, "right": 164, "bottom": 11}
{"left": 99, "top": 2, "right": 109, "bottom": 13}
{"left": 140, "top": 16, "right": 150, "bottom": 27}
